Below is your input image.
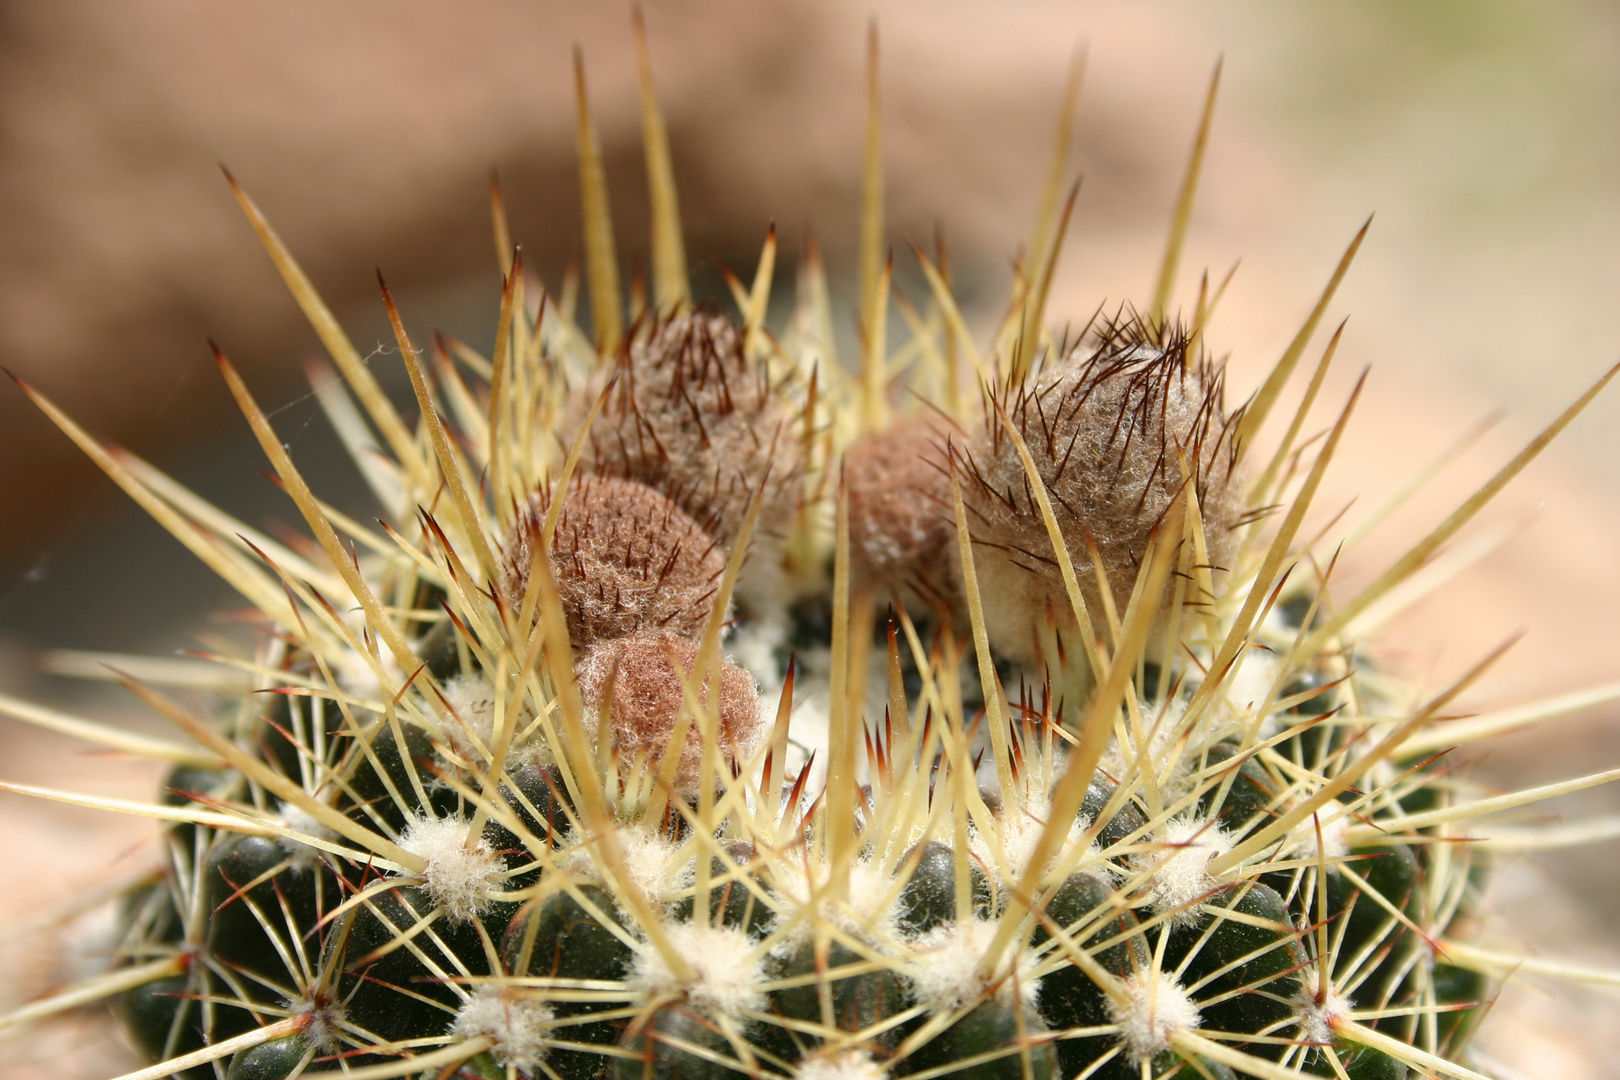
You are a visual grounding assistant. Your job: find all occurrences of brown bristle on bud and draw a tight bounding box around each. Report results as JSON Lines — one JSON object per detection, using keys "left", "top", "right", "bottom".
{"left": 502, "top": 476, "right": 727, "bottom": 647}
{"left": 576, "top": 629, "right": 762, "bottom": 795}
{"left": 565, "top": 308, "right": 803, "bottom": 547}
{"left": 845, "top": 416, "right": 954, "bottom": 604}
{"left": 956, "top": 317, "right": 1244, "bottom": 665}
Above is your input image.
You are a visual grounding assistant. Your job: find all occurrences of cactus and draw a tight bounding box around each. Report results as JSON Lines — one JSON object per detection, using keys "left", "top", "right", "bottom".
{"left": 3, "top": 19, "right": 1619, "bottom": 1080}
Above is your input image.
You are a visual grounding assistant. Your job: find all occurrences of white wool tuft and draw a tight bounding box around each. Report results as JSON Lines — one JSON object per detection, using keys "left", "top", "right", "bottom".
{"left": 1107, "top": 970, "right": 1201, "bottom": 1063}
{"left": 769, "top": 856, "right": 898, "bottom": 950}
{"left": 1134, "top": 815, "right": 1231, "bottom": 926}
{"left": 631, "top": 922, "right": 766, "bottom": 1016}
{"left": 453, "top": 987, "right": 554, "bottom": 1071}
{"left": 972, "top": 789, "right": 1103, "bottom": 889}
{"left": 275, "top": 803, "right": 336, "bottom": 871}
{"left": 796, "top": 1050, "right": 889, "bottom": 1080}
{"left": 907, "top": 918, "right": 1040, "bottom": 1015}
{"left": 399, "top": 815, "right": 502, "bottom": 921}
{"left": 1099, "top": 699, "right": 1207, "bottom": 803}
{"left": 438, "top": 673, "right": 549, "bottom": 770}
{"left": 333, "top": 646, "right": 401, "bottom": 705}
{"left": 289, "top": 993, "right": 345, "bottom": 1053}
{"left": 1223, "top": 649, "right": 1280, "bottom": 718}
{"left": 559, "top": 825, "right": 691, "bottom": 907}
{"left": 1287, "top": 800, "right": 1353, "bottom": 863}
{"left": 1293, "top": 969, "right": 1350, "bottom": 1046}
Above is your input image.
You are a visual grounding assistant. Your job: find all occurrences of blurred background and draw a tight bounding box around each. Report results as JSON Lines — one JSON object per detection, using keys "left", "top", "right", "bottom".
{"left": 1, "top": 2, "right": 1618, "bottom": 1075}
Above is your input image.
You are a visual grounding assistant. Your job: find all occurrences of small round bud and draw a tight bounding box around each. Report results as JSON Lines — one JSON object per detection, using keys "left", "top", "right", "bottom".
{"left": 565, "top": 309, "right": 803, "bottom": 548}
{"left": 956, "top": 322, "right": 1243, "bottom": 665}
{"left": 502, "top": 475, "right": 727, "bottom": 647}
{"left": 575, "top": 629, "right": 762, "bottom": 795}
{"left": 845, "top": 416, "right": 954, "bottom": 603}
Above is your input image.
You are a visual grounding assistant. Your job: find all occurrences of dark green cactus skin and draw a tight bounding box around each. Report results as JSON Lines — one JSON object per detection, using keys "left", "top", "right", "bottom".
{"left": 1197, "top": 743, "right": 1274, "bottom": 833}
{"left": 896, "top": 842, "right": 994, "bottom": 934}
{"left": 112, "top": 603, "right": 1490, "bottom": 1080}
{"left": 205, "top": 834, "right": 332, "bottom": 999}
{"left": 614, "top": 1004, "right": 740, "bottom": 1080}
{"left": 901, "top": 999, "right": 1057, "bottom": 1080}
{"left": 506, "top": 885, "right": 635, "bottom": 1080}
{"left": 1030, "top": 871, "right": 1144, "bottom": 1080}
{"left": 223, "top": 1034, "right": 313, "bottom": 1080}
{"left": 767, "top": 938, "right": 910, "bottom": 1058}
{"left": 1161, "top": 882, "right": 1302, "bottom": 1062}
{"left": 122, "top": 974, "right": 220, "bottom": 1080}
{"left": 340, "top": 884, "right": 494, "bottom": 1051}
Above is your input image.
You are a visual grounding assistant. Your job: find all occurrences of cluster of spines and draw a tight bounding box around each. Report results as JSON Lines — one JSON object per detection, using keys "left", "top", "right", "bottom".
{"left": 4, "top": 13, "right": 1619, "bottom": 1080}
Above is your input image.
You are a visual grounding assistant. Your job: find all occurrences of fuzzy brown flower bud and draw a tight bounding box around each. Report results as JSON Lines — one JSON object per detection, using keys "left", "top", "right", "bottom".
{"left": 845, "top": 416, "right": 955, "bottom": 607}
{"left": 955, "top": 321, "right": 1244, "bottom": 665}
{"left": 565, "top": 309, "right": 803, "bottom": 549}
{"left": 502, "top": 476, "right": 727, "bottom": 648}
{"left": 575, "top": 629, "right": 762, "bottom": 795}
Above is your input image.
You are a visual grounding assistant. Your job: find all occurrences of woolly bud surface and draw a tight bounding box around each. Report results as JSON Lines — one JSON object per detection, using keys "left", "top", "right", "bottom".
{"left": 398, "top": 815, "right": 502, "bottom": 921}
{"left": 955, "top": 326, "right": 1243, "bottom": 664}
{"left": 453, "top": 987, "right": 554, "bottom": 1072}
{"left": 907, "top": 918, "right": 1040, "bottom": 1014}
{"left": 845, "top": 417, "right": 953, "bottom": 598}
{"left": 576, "top": 629, "right": 762, "bottom": 795}
{"left": 567, "top": 310, "right": 803, "bottom": 547}
{"left": 1108, "top": 970, "right": 1201, "bottom": 1063}
{"left": 630, "top": 921, "right": 766, "bottom": 1016}
{"left": 502, "top": 475, "right": 727, "bottom": 648}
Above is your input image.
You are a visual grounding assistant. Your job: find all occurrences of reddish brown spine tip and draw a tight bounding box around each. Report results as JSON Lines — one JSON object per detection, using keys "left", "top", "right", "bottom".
{"left": 1, "top": 365, "right": 23, "bottom": 388}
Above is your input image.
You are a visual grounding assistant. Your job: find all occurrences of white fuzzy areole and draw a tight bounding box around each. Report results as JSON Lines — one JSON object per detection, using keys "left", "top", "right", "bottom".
{"left": 274, "top": 803, "right": 336, "bottom": 871}
{"left": 398, "top": 815, "right": 502, "bottom": 921}
{"left": 1107, "top": 970, "right": 1201, "bottom": 1063}
{"left": 768, "top": 856, "right": 899, "bottom": 950}
{"left": 1100, "top": 698, "right": 1212, "bottom": 805}
{"left": 453, "top": 987, "right": 554, "bottom": 1071}
{"left": 631, "top": 921, "right": 766, "bottom": 1016}
{"left": 1223, "top": 649, "right": 1280, "bottom": 719}
{"left": 972, "top": 789, "right": 1104, "bottom": 890}
{"left": 907, "top": 918, "right": 1040, "bottom": 1015}
{"left": 1287, "top": 799, "right": 1353, "bottom": 863}
{"left": 438, "top": 673, "right": 549, "bottom": 770}
{"left": 1293, "top": 969, "right": 1349, "bottom": 1047}
{"left": 796, "top": 1049, "right": 889, "bottom": 1080}
{"left": 290, "top": 993, "right": 345, "bottom": 1054}
{"left": 559, "top": 825, "right": 692, "bottom": 908}
{"left": 1134, "top": 815, "right": 1231, "bottom": 926}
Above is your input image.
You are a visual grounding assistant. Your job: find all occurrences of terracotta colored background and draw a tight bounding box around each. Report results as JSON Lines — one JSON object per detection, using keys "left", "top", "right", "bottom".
{"left": 1, "top": 3, "right": 1617, "bottom": 1075}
